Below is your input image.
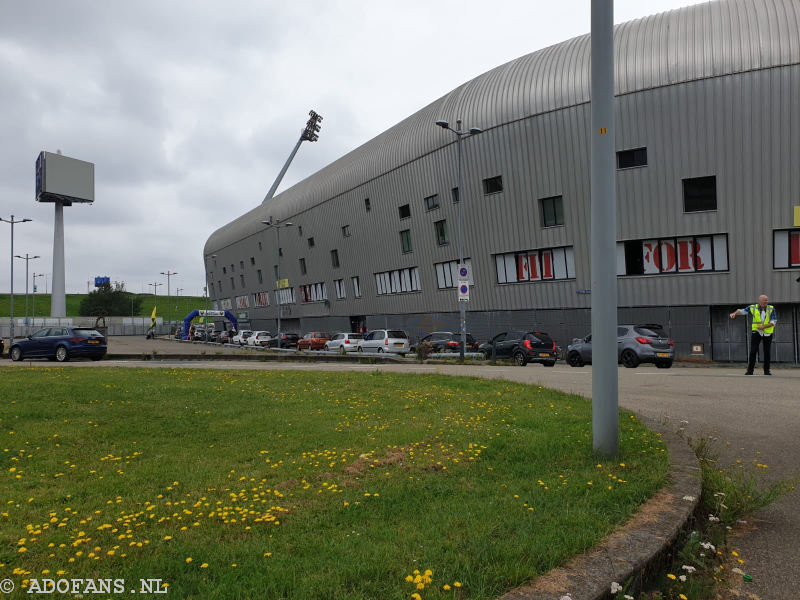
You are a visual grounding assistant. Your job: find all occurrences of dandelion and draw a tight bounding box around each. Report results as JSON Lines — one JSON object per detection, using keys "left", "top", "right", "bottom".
{"left": 200, "top": 563, "right": 208, "bottom": 569}
{"left": 667, "top": 573, "right": 676, "bottom": 580}
{"left": 185, "top": 557, "right": 192, "bottom": 563}
{"left": 443, "top": 584, "right": 451, "bottom": 590}
{"left": 453, "top": 581, "right": 462, "bottom": 587}
{"left": 411, "top": 595, "right": 422, "bottom": 600}
{"left": 680, "top": 595, "right": 688, "bottom": 600}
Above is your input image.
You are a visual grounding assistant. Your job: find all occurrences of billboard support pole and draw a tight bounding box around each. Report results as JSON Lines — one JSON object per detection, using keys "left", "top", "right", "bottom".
{"left": 51, "top": 202, "right": 66, "bottom": 318}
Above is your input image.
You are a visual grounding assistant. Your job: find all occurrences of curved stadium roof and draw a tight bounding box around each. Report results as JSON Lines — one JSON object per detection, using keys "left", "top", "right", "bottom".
{"left": 206, "top": 0, "right": 800, "bottom": 255}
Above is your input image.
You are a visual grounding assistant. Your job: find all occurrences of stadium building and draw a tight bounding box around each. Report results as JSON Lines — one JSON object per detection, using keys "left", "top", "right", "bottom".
{"left": 205, "top": 0, "right": 800, "bottom": 363}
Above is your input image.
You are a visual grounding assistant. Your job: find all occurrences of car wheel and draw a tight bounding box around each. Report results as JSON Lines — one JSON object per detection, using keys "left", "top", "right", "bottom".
{"left": 91, "top": 355, "right": 103, "bottom": 361}
{"left": 377, "top": 347, "right": 383, "bottom": 354}
{"left": 482, "top": 350, "right": 491, "bottom": 361}
{"left": 339, "top": 346, "right": 347, "bottom": 355}
{"left": 513, "top": 351, "right": 527, "bottom": 367}
{"left": 542, "top": 361, "right": 556, "bottom": 367}
{"left": 55, "top": 346, "right": 70, "bottom": 362}
{"left": 621, "top": 349, "right": 640, "bottom": 368}
{"left": 567, "top": 351, "right": 585, "bottom": 367}
{"left": 10, "top": 346, "right": 23, "bottom": 361}
{"left": 324, "top": 344, "right": 330, "bottom": 351}
{"left": 656, "top": 360, "right": 673, "bottom": 369}
{"left": 357, "top": 347, "right": 363, "bottom": 353}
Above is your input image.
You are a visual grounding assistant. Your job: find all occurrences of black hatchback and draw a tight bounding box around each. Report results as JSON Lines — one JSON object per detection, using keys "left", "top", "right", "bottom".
{"left": 479, "top": 330, "right": 557, "bottom": 366}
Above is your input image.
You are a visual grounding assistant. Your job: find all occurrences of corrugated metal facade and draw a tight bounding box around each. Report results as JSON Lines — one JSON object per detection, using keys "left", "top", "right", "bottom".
{"left": 204, "top": 0, "right": 800, "bottom": 360}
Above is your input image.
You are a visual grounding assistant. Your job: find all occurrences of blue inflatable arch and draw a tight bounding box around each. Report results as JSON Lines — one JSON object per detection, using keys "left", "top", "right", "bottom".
{"left": 181, "top": 310, "right": 238, "bottom": 340}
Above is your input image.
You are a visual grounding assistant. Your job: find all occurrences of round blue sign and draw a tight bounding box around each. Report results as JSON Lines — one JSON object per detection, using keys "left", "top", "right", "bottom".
{"left": 459, "top": 267, "right": 468, "bottom": 277}
{"left": 460, "top": 284, "right": 469, "bottom": 293}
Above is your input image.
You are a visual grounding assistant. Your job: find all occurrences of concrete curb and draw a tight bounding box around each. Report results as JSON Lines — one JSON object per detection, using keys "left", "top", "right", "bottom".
{"left": 498, "top": 421, "right": 701, "bottom": 600}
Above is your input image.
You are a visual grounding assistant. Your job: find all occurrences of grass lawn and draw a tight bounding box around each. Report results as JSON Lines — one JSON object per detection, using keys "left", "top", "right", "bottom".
{"left": 0, "top": 367, "right": 669, "bottom": 599}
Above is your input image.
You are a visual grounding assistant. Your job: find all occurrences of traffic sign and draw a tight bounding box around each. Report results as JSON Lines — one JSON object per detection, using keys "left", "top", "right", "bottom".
{"left": 458, "top": 281, "right": 470, "bottom": 302}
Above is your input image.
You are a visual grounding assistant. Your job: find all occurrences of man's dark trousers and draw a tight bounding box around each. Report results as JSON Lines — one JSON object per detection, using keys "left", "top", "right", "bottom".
{"left": 746, "top": 332, "right": 772, "bottom": 374}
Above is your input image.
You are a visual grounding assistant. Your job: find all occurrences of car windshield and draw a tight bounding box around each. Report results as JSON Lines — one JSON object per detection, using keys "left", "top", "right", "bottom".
{"left": 634, "top": 325, "right": 666, "bottom": 337}
{"left": 387, "top": 330, "right": 407, "bottom": 339}
{"left": 527, "top": 332, "right": 553, "bottom": 343}
{"left": 73, "top": 329, "right": 103, "bottom": 337}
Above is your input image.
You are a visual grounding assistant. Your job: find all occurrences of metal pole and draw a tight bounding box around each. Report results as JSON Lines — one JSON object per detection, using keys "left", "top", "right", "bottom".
{"left": 276, "top": 224, "right": 282, "bottom": 348}
{"left": 51, "top": 203, "right": 66, "bottom": 317}
{"left": 1, "top": 215, "right": 33, "bottom": 341}
{"left": 456, "top": 121, "right": 466, "bottom": 360}
{"left": 590, "top": 0, "right": 619, "bottom": 457}
{"left": 160, "top": 271, "right": 177, "bottom": 333}
{"left": 262, "top": 138, "right": 303, "bottom": 205}
{"left": 32, "top": 272, "right": 36, "bottom": 331}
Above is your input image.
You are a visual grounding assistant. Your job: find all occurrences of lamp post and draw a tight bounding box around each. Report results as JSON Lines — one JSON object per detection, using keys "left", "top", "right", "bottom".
{"left": 434, "top": 119, "right": 482, "bottom": 359}
{"left": 1, "top": 215, "right": 33, "bottom": 343}
{"left": 204, "top": 255, "right": 216, "bottom": 345}
{"left": 14, "top": 253, "right": 40, "bottom": 335}
{"left": 160, "top": 270, "right": 178, "bottom": 332}
{"left": 148, "top": 282, "right": 162, "bottom": 336}
{"left": 261, "top": 218, "right": 293, "bottom": 348}
{"left": 33, "top": 272, "right": 46, "bottom": 330}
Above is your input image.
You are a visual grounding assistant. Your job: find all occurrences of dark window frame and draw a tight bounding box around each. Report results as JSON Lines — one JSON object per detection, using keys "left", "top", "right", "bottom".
{"left": 299, "top": 257, "right": 307, "bottom": 275}
{"left": 616, "top": 147, "right": 648, "bottom": 169}
{"left": 400, "top": 229, "right": 412, "bottom": 254}
{"left": 307, "top": 237, "right": 315, "bottom": 248}
{"left": 482, "top": 175, "right": 503, "bottom": 195}
{"left": 398, "top": 204, "right": 411, "bottom": 219}
{"left": 683, "top": 176, "right": 717, "bottom": 213}
{"left": 539, "top": 195, "right": 565, "bottom": 227}
{"left": 342, "top": 225, "right": 351, "bottom": 238}
{"left": 434, "top": 219, "right": 449, "bottom": 246}
{"left": 331, "top": 249, "right": 340, "bottom": 268}
{"left": 424, "top": 194, "right": 440, "bottom": 211}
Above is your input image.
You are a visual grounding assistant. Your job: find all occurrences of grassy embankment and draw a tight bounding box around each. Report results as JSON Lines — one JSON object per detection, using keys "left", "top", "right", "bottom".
{"left": 0, "top": 293, "right": 206, "bottom": 319}
{"left": 0, "top": 367, "right": 670, "bottom": 599}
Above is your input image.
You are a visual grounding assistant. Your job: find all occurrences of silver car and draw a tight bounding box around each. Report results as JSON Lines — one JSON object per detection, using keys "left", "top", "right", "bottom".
{"left": 357, "top": 329, "right": 410, "bottom": 356}
{"left": 566, "top": 324, "right": 674, "bottom": 368}
{"left": 324, "top": 332, "right": 364, "bottom": 354}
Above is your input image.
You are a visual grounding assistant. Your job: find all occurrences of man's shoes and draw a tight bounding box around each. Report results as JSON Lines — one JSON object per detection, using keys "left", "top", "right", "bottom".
{"left": 764, "top": 372, "right": 772, "bottom": 376}
{"left": 744, "top": 371, "right": 753, "bottom": 375}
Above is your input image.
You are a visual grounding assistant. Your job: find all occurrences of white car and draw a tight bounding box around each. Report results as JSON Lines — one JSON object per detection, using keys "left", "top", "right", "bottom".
{"left": 247, "top": 331, "right": 272, "bottom": 347}
{"left": 357, "top": 329, "right": 410, "bottom": 356}
{"left": 324, "top": 332, "right": 364, "bottom": 354}
{"left": 232, "top": 330, "right": 253, "bottom": 345}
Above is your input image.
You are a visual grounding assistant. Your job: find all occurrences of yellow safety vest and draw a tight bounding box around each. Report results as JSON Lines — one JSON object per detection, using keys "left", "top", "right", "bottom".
{"left": 749, "top": 305, "right": 775, "bottom": 335}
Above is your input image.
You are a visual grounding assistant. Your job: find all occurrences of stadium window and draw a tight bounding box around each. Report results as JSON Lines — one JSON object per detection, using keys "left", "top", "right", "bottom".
{"left": 400, "top": 229, "right": 412, "bottom": 254}
{"left": 773, "top": 229, "right": 800, "bottom": 269}
{"left": 364, "top": 198, "right": 371, "bottom": 212}
{"left": 231, "top": 264, "right": 235, "bottom": 273}
{"left": 299, "top": 257, "right": 307, "bottom": 275}
{"left": 222, "top": 266, "right": 227, "bottom": 274}
{"left": 683, "top": 176, "right": 717, "bottom": 212}
{"left": 434, "top": 220, "right": 449, "bottom": 246}
{"left": 452, "top": 187, "right": 459, "bottom": 203}
{"left": 230, "top": 277, "right": 235, "bottom": 290}
{"left": 351, "top": 276, "right": 362, "bottom": 298}
{"left": 398, "top": 204, "right": 411, "bottom": 219}
{"left": 540, "top": 195, "right": 565, "bottom": 227}
{"left": 278, "top": 247, "right": 282, "bottom": 257}
{"left": 258, "top": 241, "right": 262, "bottom": 251}
{"left": 250, "top": 257, "right": 255, "bottom": 265}
{"left": 298, "top": 226, "right": 302, "bottom": 236}
{"left": 240, "top": 260, "right": 244, "bottom": 271}
{"left": 240, "top": 274, "right": 245, "bottom": 287}
{"left": 257, "top": 269, "right": 263, "bottom": 284}
{"left": 424, "top": 194, "right": 440, "bottom": 211}
{"left": 217, "top": 280, "right": 222, "bottom": 292}
{"left": 331, "top": 249, "right": 340, "bottom": 268}
{"left": 616, "top": 147, "right": 648, "bottom": 169}
{"left": 483, "top": 175, "right": 503, "bottom": 195}
{"left": 334, "top": 279, "right": 346, "bottom": 299}
{"left": 618, "top": 234, "right": 729, "bottom": 275}
{"left": 342, "top": 224, "right": 351, "bottom": 237}
{"left": 307, "top": 237, "right": 315, "bottom": 248}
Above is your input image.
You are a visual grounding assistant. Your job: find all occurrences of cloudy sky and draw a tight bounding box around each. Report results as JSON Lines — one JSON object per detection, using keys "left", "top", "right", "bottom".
{"left": 1, "top": 0, "right": 696, "bottom": 302}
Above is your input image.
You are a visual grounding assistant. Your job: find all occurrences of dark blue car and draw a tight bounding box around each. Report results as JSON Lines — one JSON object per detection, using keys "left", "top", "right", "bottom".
{"left": 10, "top": 327, "right": 107, "bottom": 362}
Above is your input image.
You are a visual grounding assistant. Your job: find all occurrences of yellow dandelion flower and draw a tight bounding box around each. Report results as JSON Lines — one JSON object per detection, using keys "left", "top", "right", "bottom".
{"left": 405, "top": 575, "right": 413, "bottom": 583}
{"left": 443, "top": 584, "right": 451, "bottom": 590}
{"left": 200, "top": 563, "right": 208, "bottom": 569}
{"left": 185, "top": 557, "right": 193, "bottom": 563}
{"left": 411, "top": 594, "right": 422, "bottom": 600}
{"left": 667, "top": 573, "right": 676, "bottom": 580}
{"left": 453, "top": 581, "right": 462, "bottom": 587}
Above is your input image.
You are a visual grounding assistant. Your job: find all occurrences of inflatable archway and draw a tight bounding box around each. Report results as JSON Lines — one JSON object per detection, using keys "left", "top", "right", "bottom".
{"left": 181, "top": 309, "right": 238, "bottom": 340}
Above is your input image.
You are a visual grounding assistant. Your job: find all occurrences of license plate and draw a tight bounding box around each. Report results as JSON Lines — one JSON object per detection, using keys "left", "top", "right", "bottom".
{"left": 656, "top": 352, "right": 669, "bottom": 357}
{"left": 394, "top": 343, "right": 404, "bottom": 347}
{"left": 88, "top": 340, "right": 99, "bottom": 344}
{"left": 540, "top": 353, "right": 550, "bottom": 357}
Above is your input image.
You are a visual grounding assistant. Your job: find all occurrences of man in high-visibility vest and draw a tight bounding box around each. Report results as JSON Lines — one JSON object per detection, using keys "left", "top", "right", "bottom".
{"left": 729, "top": 294, "right": 777, "bottom": 375}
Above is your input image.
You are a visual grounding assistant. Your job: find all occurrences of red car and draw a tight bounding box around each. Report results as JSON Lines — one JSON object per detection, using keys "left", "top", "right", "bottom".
{"left": 298, "top": 331, "right": 331, "bottom": 351}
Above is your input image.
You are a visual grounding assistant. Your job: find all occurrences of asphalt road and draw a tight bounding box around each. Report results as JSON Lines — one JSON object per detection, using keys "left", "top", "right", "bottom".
{"left": 6, "top": 337, "right": 799, "bottom": 599}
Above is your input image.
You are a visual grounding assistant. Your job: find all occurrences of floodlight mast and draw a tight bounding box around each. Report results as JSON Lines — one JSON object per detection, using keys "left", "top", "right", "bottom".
{"left": 261, "top": 110, "right": 323, "bottom": 205}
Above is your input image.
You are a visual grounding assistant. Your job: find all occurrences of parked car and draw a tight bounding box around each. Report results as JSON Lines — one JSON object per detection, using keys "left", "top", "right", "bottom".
{"left": 478, "top": 330, "right": 557, "bottom": 366}
{"left": 418, "top": 331, "right": 479, "bottom": 353}
{"left": 232, "top": 330, "right": 253, "bottom": 345}
{"left": 10, "top": 327, "right": 107, "bottom": 362}
{"left": 357, "top": 329, "right": 410, "bottom": 356}
{"left": 566, "top": 324, "right": 674, "bottom": 368}
{"left": 298, "top": 332, "right": 331, "bottom": 351}
{"left": 217, "top": 330, "right": 232, "bottom": 344}
{"left": 248, "top": 331, "right": 272, "bottom": 347}
{"left": 268, "top": 332, "right": 300, "bottom": 349}
{"left": 324, "top": 332, "right": 364, "bottom": 354}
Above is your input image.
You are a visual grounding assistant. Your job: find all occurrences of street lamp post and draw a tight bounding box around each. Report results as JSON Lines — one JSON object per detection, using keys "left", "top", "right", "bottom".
{"left": 204, "top": 255, "right": 216, "bottom": 345}
{"left": 14, "top": 253, "right": 40, "bottom": 335}
{"left": 160, "top": 270, "right": 178, "bottom": 332}
{"left": 435, "top": 119, "right": 482, "bottom": 359}
{"left": 261, "top": 218, "right": 293, "bottom": 348}
{"left": 32, "top": 272, "right": 44, "bottom": 329}
{"left": 1, "top": 215, "right": 33, "bottom": 343}
{"left": 147, "top": 282, "right": 162, "bottom": 337}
